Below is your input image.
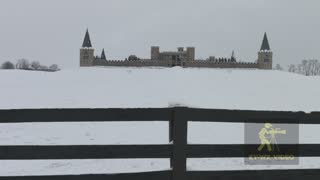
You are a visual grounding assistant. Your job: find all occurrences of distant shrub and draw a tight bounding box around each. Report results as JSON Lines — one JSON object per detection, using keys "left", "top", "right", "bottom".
{"left": 49, "top": 64, "right": 60, "bottom": 71}
{"left": 274, "top": 64, "right": 283, "bottom": 71}
{"left": 31, "top": 61, "right": 41, "bottom": 70}
{"left": 15, "top": 58, "right": 60, "bottom": 72}
{"left": 1, "top": 61, "right": 15, "bottom": 69}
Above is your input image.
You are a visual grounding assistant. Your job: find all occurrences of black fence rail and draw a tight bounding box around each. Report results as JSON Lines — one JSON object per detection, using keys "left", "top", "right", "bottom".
{"left": 0, "top": 107, "right": 320, "bottom": 180}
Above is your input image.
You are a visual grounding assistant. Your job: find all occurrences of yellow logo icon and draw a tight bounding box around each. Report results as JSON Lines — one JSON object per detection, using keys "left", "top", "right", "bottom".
{"left": 257, "top": 123, "right": 287, "bottom": 152}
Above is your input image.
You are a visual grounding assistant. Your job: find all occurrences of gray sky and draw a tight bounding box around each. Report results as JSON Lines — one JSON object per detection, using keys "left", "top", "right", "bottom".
{"left": 0, "top": 0, "right": 319, "bottom": 68}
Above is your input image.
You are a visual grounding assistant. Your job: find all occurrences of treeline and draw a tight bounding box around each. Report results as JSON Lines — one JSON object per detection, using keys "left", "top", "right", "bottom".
{"left": 1, "top": 59, "right": 60, "bottom": 72}
{"left": 274, "top": 59, "right": 320, "bottom": 76}
{"left": 288, "top": 59, "right": 320, "bottom": 76}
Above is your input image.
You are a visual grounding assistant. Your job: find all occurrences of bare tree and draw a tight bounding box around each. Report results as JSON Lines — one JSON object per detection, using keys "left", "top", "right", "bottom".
{"left": 308, "top": 59, "right": 320, "bottom": 76}
{"left": 300, "top": 59, "right": 319, "bottom": 76}
{"left": 1, "top": 61, "right": 15, "bottom": 69}
{"left": 16, "top": 59, "right": 30, "bottom": 69}
{"left": 31, "top": 61, "right": 41, "bottom": 70}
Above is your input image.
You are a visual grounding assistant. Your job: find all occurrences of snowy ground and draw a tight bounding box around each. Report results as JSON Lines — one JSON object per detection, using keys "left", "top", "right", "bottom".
{"left": 1, "top": 67, "right": 320, "bottom": 176}
{"left": 0, "top": 67, "right": 320, "bottom": 112}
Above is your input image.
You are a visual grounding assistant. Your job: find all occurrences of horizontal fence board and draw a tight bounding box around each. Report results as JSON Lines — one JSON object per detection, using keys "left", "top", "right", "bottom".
{"left": 188, "top": 169, "right": 320, "bottom": 180}
{"left": 0, "top": 145, "right": 172, "bottom": 159}
{"left": 185, "top": 108, "right": 307, "bottom": 124}
{"left": 187, "top": 144, "right": 320, "bottom": 157}
{"left": 1, "top": 108, "right": 318, "bottom": 124}
{"left": 304, "top": 112, "right": 320, "bottom": 124}
{"left": 0, "top": 171, "right": 171, "bottom": 180}
{"left": 0, "top": 108, "right": 171, "bottom": 123}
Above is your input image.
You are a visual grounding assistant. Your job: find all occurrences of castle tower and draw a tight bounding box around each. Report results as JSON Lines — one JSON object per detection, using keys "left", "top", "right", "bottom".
{"left": 186, "top": 47, "right": 195, "bottom": 61}
{"left": 257, "top": 33, "right": 273, "bottom": 69}
{"left": 151, "top": 46, "right": 160, "bottom": 60}
{"left": 80, "top": 29, "right": 95, "bottom": 67}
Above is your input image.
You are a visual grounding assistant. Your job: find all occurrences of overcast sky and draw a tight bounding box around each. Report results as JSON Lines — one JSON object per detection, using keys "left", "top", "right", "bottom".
{"left": 0, "top": 0, "right": 319, "bottom": 68}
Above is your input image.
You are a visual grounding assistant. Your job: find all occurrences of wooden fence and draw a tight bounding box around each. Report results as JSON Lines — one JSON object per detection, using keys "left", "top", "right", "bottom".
{"left": 0, "top": 107, "right": 320, "bottom": 180}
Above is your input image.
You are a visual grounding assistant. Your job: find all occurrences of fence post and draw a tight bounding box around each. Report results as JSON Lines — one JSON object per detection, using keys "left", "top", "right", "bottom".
{"left": 169, "top": 108, "right": 174, "bottom": 166}
{"left": 170, "top": 107, "right": 188, "bottom": 180}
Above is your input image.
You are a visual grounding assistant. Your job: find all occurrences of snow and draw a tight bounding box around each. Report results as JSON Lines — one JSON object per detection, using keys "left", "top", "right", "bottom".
{"left": 0, "top": 159, "right": 170, "bottom": 176}
{"left": 188, "top": 157, "right": 320, "bottom": 171}
{"left": 2, "top": 157, "right": 320, "bottom": 176}
{"left": 188, "top": 122, "right": 320, "bottom": 144}
{"left": 1, "top": 67, "right": 320, "bottom": 176}
{"left": 0, "top": 67, "right": 320, "bottom": 112}
{"left": 0, "top": 122, "right": 169, "bottom": 145}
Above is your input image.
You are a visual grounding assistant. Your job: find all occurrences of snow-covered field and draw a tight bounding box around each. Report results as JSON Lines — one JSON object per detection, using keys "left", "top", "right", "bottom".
{"left": 0, "top": 67, "right": 320, "bottom": 112}
{"left": 1, "top": 67, "right": 320, "bottom": 176}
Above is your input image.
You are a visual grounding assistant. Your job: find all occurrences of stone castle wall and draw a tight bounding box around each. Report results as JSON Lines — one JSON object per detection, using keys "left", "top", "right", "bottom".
{"left": 93, "top": 59, "right": 173, "bottom": 67}
{"left": 92, "top": 58, "right": 259, "bottom": 69}
{"left": 184, "top": 60, "right": 259, "bottom": 68}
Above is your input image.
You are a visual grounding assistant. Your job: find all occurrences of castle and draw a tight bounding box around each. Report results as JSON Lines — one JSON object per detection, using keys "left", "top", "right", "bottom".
{"left": 80, "top": 30, "right": 273, "bottom": 69}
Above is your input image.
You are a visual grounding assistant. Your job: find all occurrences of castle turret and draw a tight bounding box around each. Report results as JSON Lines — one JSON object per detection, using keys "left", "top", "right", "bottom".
{"left": 101, "top": 48, "right": 106, "bottom": 60}
{"left": 257, "top": 32, "right": 273, "bottom": 69}
{"left": 80, "top": 29, "right": 95, "bottom": 67}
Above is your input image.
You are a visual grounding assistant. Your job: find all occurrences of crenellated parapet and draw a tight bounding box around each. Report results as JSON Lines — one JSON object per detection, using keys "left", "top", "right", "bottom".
{"left": 93, "top": 58, "right": 173, "bottom": 67}
{"left": 93, "top": 58, "right": 259, "bottom": 68}
{"left": 184, "top": 60, "right": 258, "bottom": 68}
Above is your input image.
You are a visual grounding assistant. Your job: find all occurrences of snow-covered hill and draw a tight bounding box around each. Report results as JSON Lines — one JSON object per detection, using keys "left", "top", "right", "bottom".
{"left": 1, "top": 67, "right": 320, "bottom": 176}
{"left": 0, "top": 67, "right": 319, "bottom": 112}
